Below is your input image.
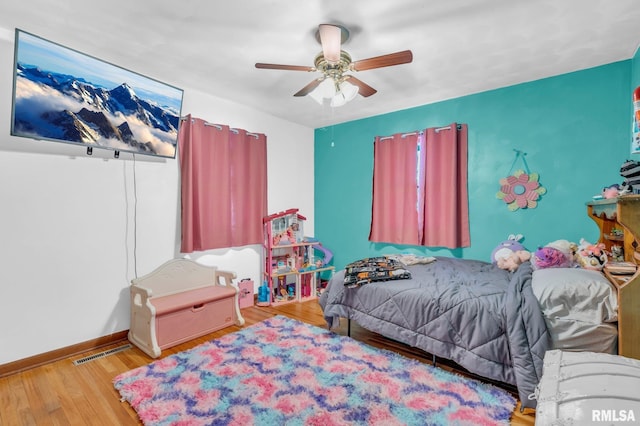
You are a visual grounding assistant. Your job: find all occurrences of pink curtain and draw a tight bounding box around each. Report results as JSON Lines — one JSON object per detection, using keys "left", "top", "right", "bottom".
{"left": 369, "top": 124, "right": 470, "bottom": 249}
{"left": 421, "top": 123, "right": 470, "bottom": 248}
{"left": 369, "top": 132, "right": 421, "bottom": 245}
{"left": 178, "top": 115, "right": 267, "bottom": 253}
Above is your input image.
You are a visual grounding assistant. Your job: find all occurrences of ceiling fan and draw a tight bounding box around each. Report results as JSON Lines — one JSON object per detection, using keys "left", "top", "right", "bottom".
{"left": 255, "top": 24, "right": 413, "bottom": 105}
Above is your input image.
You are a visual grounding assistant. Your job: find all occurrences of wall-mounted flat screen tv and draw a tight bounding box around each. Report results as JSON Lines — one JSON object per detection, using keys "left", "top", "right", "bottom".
{"left": 10, "top": 29, "right": 184, "bottom": 159}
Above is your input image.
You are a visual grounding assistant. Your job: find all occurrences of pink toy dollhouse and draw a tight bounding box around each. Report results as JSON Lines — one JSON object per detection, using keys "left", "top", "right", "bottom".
{"left": 262, "top": 208, "right": 334, "bottom": 305}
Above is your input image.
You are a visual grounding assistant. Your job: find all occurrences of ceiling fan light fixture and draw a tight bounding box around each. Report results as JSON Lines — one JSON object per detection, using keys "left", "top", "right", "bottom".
{"left": 339, "top": 80, "right": 358, "bottom": 102}
{"left": 330, "top": 91, "right": 352, "bottom": 107}
{"left": 309, "top": 78, "right": 336, "bottom": 104}
{"left": 330, "top": 94, "right": 347, "bottom": 107}
{"left": 330, "top": 83, "right": 357, "bottom": 107}
{"left": 309, "top": 78, "right": 359, "bottom": 107}
{"left": 308, "top": 88, "right": 325, "bottom": 105}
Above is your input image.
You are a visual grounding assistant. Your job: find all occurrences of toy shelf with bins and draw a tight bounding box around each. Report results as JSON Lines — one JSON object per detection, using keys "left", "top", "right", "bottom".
{"left": 263, "top": 209, "right": 334, "bottom": 306}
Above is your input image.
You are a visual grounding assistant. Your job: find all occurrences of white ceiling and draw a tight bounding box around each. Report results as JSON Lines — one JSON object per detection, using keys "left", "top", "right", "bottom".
{"left": 2, "top": 0, "right": 640, "bottom": 129}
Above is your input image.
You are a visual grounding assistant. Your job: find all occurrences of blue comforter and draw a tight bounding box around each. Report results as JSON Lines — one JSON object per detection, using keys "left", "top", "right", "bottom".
{"left": 319, "top": 257, "right": 549, "bottom": 408}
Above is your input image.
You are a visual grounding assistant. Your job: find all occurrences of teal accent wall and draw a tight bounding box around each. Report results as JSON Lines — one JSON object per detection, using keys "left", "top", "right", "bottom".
{"left": 315, "top": 61, "right": 632, "bottom": 270}
{"left": 633, "top": 44, "right": 640, "bottom": 90}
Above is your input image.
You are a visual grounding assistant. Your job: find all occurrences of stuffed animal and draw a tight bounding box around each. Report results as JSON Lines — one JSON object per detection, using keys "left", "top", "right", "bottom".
{"left": 544, "top": 239, "right": 578, "bottom": 266}
{"left": 576, "top": 238, "right": 608, "bottom": 270}
{"left": 532, "top": 246, "right": 573, "bottom": 269}
{"left": 602, "top": 184, "right": 621, "bottom": 199}
{"left": 611, "top": 245, "right": 624, "bottom": 262}
{"left": 496, "top": 250, "right": 531, "bottom": 272}
{"left": 491, "top": 234, "right": 526, "bottom": 263}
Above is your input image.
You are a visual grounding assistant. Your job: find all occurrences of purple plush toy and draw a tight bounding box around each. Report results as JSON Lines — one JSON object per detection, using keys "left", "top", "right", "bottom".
{"left": 491, "top": 234, "right": 526, "bottom": 263}
{"left": 532, "top": 246, "right": 572, "bottom": 269}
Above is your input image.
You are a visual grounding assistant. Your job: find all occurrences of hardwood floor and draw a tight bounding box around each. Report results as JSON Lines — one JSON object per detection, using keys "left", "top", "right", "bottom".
{"left": 0, "top": 301, "right": 535, "bottom": 425}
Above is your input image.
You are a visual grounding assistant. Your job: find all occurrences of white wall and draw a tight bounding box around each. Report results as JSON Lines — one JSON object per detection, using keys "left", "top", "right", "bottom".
{"left": 0, "top": 26, "right": 314, "bottom": 365}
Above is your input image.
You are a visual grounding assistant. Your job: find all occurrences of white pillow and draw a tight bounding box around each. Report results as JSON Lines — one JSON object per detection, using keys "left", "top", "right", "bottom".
{"left": 532, "top": 268, "right": 618, "bottom": 353}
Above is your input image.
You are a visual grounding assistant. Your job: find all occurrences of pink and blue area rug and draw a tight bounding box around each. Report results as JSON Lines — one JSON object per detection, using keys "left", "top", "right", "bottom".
{"left": 114, "top": 316, "right": 515, "bottom": 425}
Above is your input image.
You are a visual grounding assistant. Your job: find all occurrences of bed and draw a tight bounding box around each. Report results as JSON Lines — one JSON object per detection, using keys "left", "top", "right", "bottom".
{"left": 319, "top": 256, "right": 619, "bottom": 409}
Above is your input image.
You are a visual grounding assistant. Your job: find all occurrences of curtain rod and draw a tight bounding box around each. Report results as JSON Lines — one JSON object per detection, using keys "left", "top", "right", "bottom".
{"left": 378, "top": 130, "right": 422, "bottom": 141}
{"left": 435, "top": 124, "right": 462, "bottom": 133}
{"left": 180, "top": 117, "right": 259, "bottom": 139}
{"left": 377, "top": 124, "right": 463, "bottom": 141}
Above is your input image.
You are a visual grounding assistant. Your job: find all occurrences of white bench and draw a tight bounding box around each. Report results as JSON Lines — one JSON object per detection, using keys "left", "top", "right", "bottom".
{"left": 128, "top": 258, "right": 245, "bottom": 358}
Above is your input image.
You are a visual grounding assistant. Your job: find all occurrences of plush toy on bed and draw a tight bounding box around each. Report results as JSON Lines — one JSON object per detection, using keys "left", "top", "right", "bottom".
{"left": 491, "top": 234, "right": 527, "bottom": 264}
{"left": 545, "top": 239, "right": 578, "bottom": 261}
{"left": 576, "top": 238, "right": 608, "bottom": 270}
{"left": 496, "top": 250, "right": 532, "bottom": 272}
{"left": 532, "top": 246, "right": 573, "bottom": 269}
{"left": 530, "top": 239, "right": 578, "bottom": 270}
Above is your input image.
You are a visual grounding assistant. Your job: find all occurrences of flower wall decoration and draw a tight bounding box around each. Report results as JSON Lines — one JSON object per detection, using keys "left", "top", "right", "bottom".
{"left": 497, "top": 169, "right": 546, "bottom": 211}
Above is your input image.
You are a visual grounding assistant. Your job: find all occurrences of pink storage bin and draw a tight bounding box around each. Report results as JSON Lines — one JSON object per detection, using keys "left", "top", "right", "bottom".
{"left": 238, "top": 280, "right": 254, "bottom": 309}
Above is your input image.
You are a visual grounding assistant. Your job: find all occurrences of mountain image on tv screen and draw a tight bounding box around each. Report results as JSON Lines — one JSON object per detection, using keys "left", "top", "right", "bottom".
{"left": 11, "top": 30, "right": 184, "bottom": 158}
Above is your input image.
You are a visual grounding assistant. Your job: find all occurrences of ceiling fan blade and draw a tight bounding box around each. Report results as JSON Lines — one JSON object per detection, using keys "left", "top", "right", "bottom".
{"left": 351, "top": 50, "right": 413, "bottom": 72}
{"left": 318, "top": 24, "right": 342, "bottom": 64}
{"left": 294, "top": 78, "right": 324, "bottom": 97}
{"left": 255, "top": 63, "right": 315, "bottom": 72}
{"left": 344, "top": 76, "right": 377, "bottom": 97}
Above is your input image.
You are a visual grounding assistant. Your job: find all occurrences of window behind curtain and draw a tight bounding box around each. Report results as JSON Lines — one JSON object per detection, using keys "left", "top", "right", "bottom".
{"left": 178, "top": 115, "right": 267, "bottom": 253}
{"left": 369, "top": 123, "right": 470, "bottom": 249}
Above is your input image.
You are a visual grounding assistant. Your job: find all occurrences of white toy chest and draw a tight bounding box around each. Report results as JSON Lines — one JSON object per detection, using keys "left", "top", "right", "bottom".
{"left": 535, "top": 350, "right": 640, "bottom": 425}
{"left": 128, "top": 258, "right": 245, "bottom": 358}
